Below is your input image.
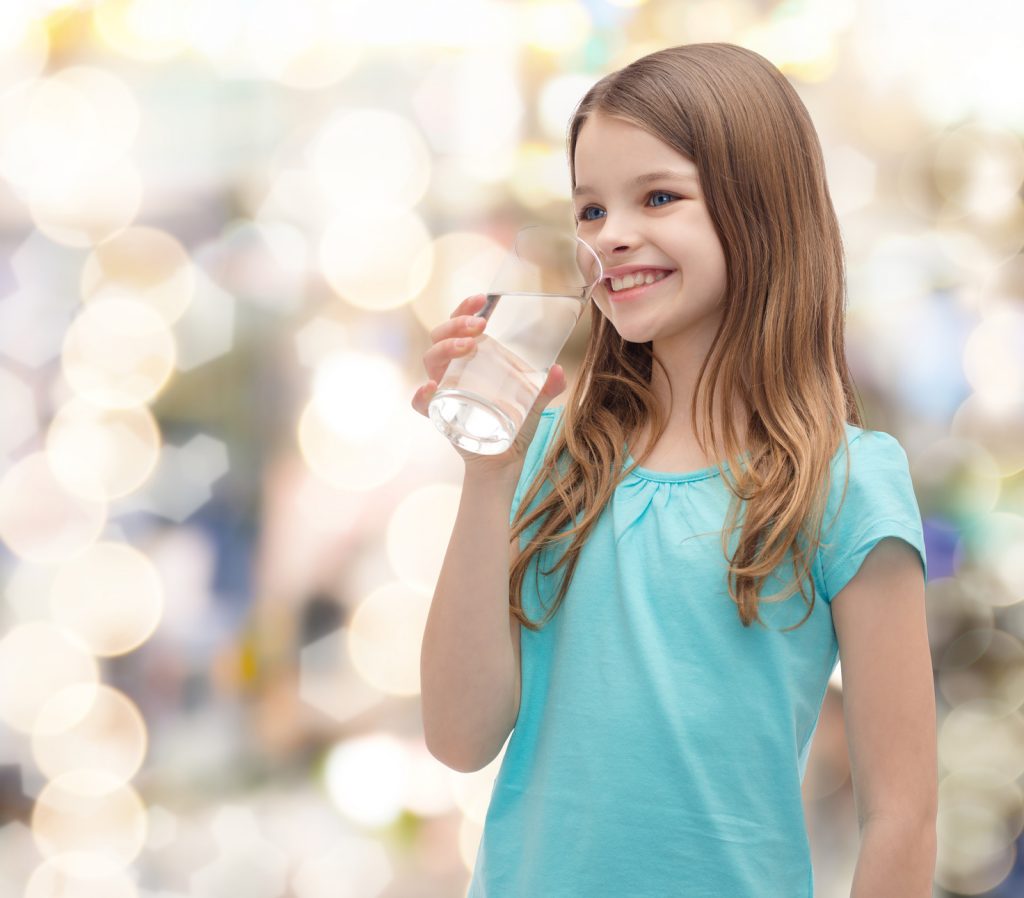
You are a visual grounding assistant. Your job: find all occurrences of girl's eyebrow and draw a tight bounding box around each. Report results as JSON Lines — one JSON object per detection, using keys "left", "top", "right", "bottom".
{"left": 573, "top": 169, "right": 698, "bottom": 198}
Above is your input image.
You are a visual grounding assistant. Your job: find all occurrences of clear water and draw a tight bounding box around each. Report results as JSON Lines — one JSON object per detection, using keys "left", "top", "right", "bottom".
{"left": 428, "top": 292, "right": 583, "bottom": 455}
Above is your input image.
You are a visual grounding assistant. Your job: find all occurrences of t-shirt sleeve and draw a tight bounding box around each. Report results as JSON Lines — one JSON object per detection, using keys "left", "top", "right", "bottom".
{"left": 510, "top": 406, "right": 563, "bottom": 525}
{"left": 817, "top": 428, "right": 928, "bottom": 603}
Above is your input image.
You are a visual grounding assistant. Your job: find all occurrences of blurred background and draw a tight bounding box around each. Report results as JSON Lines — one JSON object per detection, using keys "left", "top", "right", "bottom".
{"left": 0, "top": 0, "right": 1022, "bottom": 896}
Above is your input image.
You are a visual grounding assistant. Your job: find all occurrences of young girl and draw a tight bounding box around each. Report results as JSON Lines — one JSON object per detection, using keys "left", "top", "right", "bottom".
{"left": 415, "top": 43, "right": 936, "bottom": 898}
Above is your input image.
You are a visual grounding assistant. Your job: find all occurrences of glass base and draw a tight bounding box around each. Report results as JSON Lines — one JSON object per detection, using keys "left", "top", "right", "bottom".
{"left": 428, "top": 388, "right": 517, "bottom": 456}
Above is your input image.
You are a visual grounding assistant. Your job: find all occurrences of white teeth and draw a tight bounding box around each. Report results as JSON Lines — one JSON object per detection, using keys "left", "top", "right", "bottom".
{"left": 608, "top": 270, "right": 670, "bottom": 293}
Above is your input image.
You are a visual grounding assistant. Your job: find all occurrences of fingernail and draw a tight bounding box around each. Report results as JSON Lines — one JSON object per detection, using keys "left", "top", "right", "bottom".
{"left": 457, "top": 338, "right": 470, "bottom": 349}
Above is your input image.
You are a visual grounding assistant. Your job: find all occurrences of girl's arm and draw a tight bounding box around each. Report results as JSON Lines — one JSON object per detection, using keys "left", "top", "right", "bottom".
{"left": 831, "top": 537, "right": 937, "bottom": 897}
{"left": 420, "top": 470, "right": 523, "bottom": 773}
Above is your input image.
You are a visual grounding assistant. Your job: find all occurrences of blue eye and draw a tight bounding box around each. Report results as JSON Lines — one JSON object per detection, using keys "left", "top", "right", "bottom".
{"left": 649, "top": 191, "right": 677, "bottom": 207}
{"left": 579, "top": 206, "right": 604, "bottom": 222}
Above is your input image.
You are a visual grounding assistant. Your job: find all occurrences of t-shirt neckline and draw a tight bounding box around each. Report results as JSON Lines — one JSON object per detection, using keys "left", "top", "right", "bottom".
{"left": 623, "top": 452, "right": 725, "bottom": 484}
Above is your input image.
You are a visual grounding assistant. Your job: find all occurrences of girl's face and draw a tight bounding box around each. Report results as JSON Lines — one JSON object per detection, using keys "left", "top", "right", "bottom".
{"left": 573, "top": 113, "right": 728, "bottom": 348}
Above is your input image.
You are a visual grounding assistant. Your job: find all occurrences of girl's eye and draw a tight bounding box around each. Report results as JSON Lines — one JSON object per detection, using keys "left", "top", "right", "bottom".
{"left": 576, "top": 191, "right": 680, "bottom": 222}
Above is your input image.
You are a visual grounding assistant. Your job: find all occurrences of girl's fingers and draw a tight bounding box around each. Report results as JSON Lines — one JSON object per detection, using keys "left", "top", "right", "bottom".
{"left": 428, "top": 309, "right": 487, "bottom": 344}
{"left": 410, "top": 380, "right": 437, "bottom": 417}
{"left": 423, "top": 335, "right": 479, "bottom": 384}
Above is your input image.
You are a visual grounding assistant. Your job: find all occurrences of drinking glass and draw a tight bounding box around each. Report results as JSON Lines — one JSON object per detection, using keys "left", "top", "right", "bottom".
{"left": 428, "top": 224, "right": 603, "bottom": 455}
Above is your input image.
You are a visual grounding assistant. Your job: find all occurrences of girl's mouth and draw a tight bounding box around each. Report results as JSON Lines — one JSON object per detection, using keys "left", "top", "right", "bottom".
{"left": 605, "top": 269, "right": 676, "bottom": 302}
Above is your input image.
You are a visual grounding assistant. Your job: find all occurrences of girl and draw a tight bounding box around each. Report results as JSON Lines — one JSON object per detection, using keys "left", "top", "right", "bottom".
{"left": 415, "top": 43, "right": 936, "bottom": 898}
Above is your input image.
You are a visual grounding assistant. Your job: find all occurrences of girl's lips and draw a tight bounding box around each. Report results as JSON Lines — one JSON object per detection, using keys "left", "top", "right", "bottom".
{"left": 606, "top": 269, "right": 676, "bottom": 302}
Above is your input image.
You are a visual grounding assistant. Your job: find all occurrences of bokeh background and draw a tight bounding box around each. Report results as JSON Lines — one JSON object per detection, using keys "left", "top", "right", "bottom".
{"left": 0, "top": 0, "right": 1022, "bottom": 896}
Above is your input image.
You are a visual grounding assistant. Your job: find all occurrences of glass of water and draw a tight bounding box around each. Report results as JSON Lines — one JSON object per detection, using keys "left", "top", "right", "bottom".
{"left": 428, "top": 224, "right": 603, "bottom": 455}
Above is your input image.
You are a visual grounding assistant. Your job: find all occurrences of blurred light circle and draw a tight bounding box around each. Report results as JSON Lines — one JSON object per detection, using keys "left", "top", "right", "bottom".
{"left": 0, "top": 452, "right": 106, "bottom": 564}
{"left": 538, "top": 73, "right": 599, "bottom": 143}
{"left": 46, "top": 397, "right": 160, "bottom": 502}
{"left": 952, "top": 393, "right": 1024, "bottom": 476}
{"left": 319, "top": 210, "right": 433, "bottom": 311}
{"left": 938, "top": 628, "right": 1024, "bottom": 712}
{"left": 307, "top": 109, "right": 430, "bottom": 216}
{"left": 311, "top": 351, "right": 405, "bottom": 442}
{"left": 938, "top": 698, "right": 1024, "bottom": 782}
{"left": 0, "top": 365, "right": 38, "bottom": 455}
{"left": 347, "top": 582, "right": 430, "bottom": 696}
{"left": 51, "top": 66, "right": 140, "bottom": 161}
{"left": 936, "top": 799, "right": 1018, "bottom": 895}
{"left": 0, "top": 621, "right": 99, "bottom": 734}
{"left": 25, "top": 856, "right": 138, "bottom": 898}
{"left": 92, "top": 0, "right": 192, "bottom": 62}
{"left": 29, "top": 160, "right": 143, "bottom": 248}
{"left": 410, "top": 231, "right": 506, "bottom": 332}
{"left": 242, "top": 0, "right": 360, "bottom": 89}
{"left": 323, "top": 733, "right": 409, "bottom": 828}
{"left": 32, "top": 684, "right": 148, "bottom": 785}
{"left": 510, "top": 142, "right": 572, "bottom": 209}
{"left": 963, "top": 305, "right": 1024, "bottom": 408}
{"left": 908, "top": 437, "right": 1001, "bottom": 523}
{"left": 0, "top": 77, "right": 100, "bottom": 195}
{"left": 0, "top": 14, "right": 49, "bottom": 88}
{"left": 411, "top": 54, "right": 523, "bottom": 160}
{"left": 49, "top": 541, "right": 164, "bottom": 656}
{"left": 61, "top": 297, "right": 177, "bottom": 409}
{"left": 933, "top": 124, "right": 1024, "bottom": 220}
{"left": 81, "top": 226, "right": 195, "bottom": 326}
{"left": 518, "top": 0, "right": 592, "bottom": 53}
{"left": 385, "top": 482, "right": 461, "bottom": 594}
{"left": 955, "top": 512, "right": 1024, "bottom": 605}
{"left": 32, "top": 771, "right": 147, "bottom": 875}
{"left": 297, "top": 400, "right": 412, "bottom": 491}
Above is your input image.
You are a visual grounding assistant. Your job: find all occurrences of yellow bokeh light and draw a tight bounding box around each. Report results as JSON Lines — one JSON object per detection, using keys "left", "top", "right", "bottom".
{"left": 0, "top": 621, "right": 99, "bottom": 734}
{"left": 307, "top": 109, "right": 431, "bottom": 219}
{"left": 61, "top": 297, "right": 177, "bottom": 409}
{"left": 410, "top": 231, "right": 506, "bottom": 332}
{"left": 32, "top": 771, "right": 148, "bottom": 875}
{"left": 46, "top": 397, "right": 161, "bottom": 503}
{"left": 385, "top": 482, "right": 462, "bottom": 594}
{"left": 25, "top": 857, "right": 139, "bottom": 898}
{"left": 32, "top": 683, "right": 148, "bottom": 785}
{"left": 347, "top": 582, "right": 430, "bottom": 696}
{"left": 49, "top": 541, "right": 165, "bottom": 656}
{"left": 319, "top": 210, "right": 434, "bottom": 311}
{"left": 518, "top": 1, "right": 592, "bottom": 54}
{"left": 92, "top": 0, "right": 193, "bottom": 62}
{"left": 0, "top": 451, "right": 106, "bottom": 564}
{"left": 297, "top": 398, "right": 413, "bottom": 491}
{"left": 81, "top": 226, "right": 195, "bottom": 325}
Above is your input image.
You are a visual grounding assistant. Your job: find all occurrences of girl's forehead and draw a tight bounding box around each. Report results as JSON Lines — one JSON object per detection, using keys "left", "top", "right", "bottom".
{"left": 574, "top": 116, "right": 699, "bottom": 190}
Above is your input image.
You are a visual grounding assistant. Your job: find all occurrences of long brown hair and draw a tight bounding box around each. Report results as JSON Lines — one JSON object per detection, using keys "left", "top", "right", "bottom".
{"left": 509, "top": 43, "right": 863, "bottom": 631}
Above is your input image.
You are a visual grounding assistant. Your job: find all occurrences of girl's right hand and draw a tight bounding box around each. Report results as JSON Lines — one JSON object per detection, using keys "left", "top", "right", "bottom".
{"left": 411, "top": 293, "right": 567, "bottom": 480}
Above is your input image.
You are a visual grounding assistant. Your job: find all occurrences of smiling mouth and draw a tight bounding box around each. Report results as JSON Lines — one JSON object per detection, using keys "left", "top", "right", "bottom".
{"left": 605, "top": 270, "right": 676, "bottom": 301}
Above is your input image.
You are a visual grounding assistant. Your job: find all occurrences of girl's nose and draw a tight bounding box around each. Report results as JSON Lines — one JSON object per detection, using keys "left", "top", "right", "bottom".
{"left": 593, "top": 214, "right": 640, "bottom": 258}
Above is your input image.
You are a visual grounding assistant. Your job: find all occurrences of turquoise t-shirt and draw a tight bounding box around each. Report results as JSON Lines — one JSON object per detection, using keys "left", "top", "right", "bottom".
{"left": 466, "top": 405, "right": 928, "bottom": 898}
